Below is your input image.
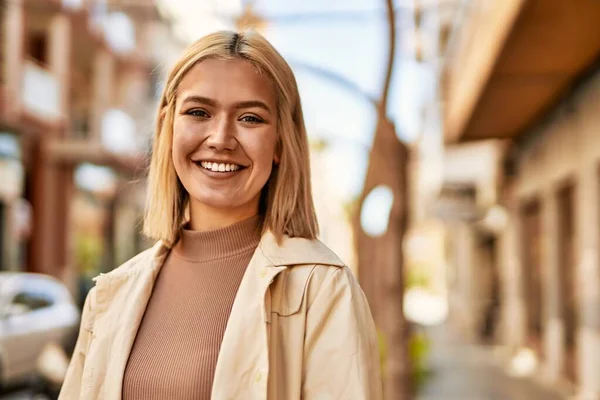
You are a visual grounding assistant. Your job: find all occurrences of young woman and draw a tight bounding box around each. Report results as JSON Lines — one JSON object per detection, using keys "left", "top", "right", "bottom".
{"left": 60, "top": 30, "right": 382, "bottom": 400}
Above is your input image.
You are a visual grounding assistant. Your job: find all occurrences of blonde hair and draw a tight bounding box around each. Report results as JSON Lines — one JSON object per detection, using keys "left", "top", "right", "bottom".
{"left": 143, "top": 31, "right": 318, "bottom": 247}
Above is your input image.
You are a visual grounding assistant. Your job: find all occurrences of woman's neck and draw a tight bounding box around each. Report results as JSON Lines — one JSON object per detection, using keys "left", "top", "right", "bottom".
{"left": 188, "top": 200, "right": 259, "bottom": 232}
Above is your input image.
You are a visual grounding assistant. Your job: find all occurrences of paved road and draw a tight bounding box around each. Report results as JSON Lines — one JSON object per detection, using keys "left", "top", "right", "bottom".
{"left": 417, "top": 326, "right": 565, "bottom": 400}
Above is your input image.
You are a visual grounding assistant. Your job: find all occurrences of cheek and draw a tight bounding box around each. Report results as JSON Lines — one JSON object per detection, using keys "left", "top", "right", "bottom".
{"left": 247, "top": 132, "right": 277, "bottom": 170}
{"left": 172, "top": 119, "right": 198, "bottom": 164}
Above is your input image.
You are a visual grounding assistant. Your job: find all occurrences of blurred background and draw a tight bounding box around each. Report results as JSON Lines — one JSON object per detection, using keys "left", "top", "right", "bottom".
{"left": 0, "top": 0, "right": 599, "bottom": 399}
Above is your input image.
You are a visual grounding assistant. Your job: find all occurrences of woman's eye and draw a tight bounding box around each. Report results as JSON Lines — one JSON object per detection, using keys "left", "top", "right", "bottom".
{"left": 187, "top": 109, "right": 209, "bottom": 118}
{"left": 240, "top": 115, "right": 263, "bottom": 124}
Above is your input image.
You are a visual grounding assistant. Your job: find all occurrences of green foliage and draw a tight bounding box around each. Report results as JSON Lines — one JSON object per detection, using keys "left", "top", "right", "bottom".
{"left": 377, "top": 326, "right": 431, "bottom": 390}
{"left": 75, "top": 234, "right": 103, "bottom": 278}
{"left": 342, "top": 196, "right": 360, "bottom": 220}
{"left": 377, "top": 328, "right": 388, "bottom": 377}
{"left": 406, "top": 266, "right": 431, "bottom": 289}
{"left": 310, "top": 138, "right": 329, "bottom": 152}
{"left": 409, "top": 328, "right": 431, "bottom": 390}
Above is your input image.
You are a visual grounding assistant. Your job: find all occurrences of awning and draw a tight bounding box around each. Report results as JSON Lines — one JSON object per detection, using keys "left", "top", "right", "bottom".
{"left": 445, "top": 0, "right": 600, "bottom": 142}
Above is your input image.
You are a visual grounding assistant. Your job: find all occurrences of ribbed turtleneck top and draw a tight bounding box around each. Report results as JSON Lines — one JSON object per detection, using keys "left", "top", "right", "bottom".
{"left": 122, "top": 216, "right": 262, "bottom": 400}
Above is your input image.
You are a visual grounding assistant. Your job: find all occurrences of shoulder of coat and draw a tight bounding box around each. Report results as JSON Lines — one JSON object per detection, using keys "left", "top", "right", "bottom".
{"left": 259, "top": 231, "right": 346, "bottom": 268}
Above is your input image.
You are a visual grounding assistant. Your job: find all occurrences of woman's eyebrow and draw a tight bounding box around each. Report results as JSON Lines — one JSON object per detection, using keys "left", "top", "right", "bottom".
{"left": 233, "top": 100, "right": 272, "bottom": 114}
{"left": 181, "top": 95, "right": 218, "bottom": 107}
{"left": 181, "top": 95, "right": 272, "bottom": 115}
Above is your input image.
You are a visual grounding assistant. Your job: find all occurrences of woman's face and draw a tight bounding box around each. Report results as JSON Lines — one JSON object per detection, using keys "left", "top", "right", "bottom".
{"left": 173, "top": 58, "right": 278, "bottom": 219}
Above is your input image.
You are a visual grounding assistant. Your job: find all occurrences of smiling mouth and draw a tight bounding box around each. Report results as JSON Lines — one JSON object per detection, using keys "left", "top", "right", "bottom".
{"left": 195, "top": 161, "right": 245, "bottom": 173}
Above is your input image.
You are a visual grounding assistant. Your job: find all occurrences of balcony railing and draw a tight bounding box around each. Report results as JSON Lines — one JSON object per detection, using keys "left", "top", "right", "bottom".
{"left": 21, "top": 59, "right": 61, "bottom": 122}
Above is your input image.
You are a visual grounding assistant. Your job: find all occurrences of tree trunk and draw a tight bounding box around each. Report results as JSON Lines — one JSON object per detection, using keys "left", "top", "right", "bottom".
{"left": 356, "top": 116, "right": 412, "bottom": 399}
{"left": 354, "top": 0, "right": 412, "bottom": 397}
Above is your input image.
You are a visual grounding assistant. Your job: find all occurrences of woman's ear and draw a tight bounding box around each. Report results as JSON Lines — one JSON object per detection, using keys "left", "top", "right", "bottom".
{"left": 273, "top": 154, "right": 280, "bottom": 165}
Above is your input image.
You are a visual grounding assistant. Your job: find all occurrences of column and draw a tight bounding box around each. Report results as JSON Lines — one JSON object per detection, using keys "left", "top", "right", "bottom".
{"left": 48, "top": 14, "right": 72, "bottom": 121}
{"left": 4, "top": 0, "right": 25, "bottom": 121}
{"left": 453, "top": 221, "right": 477, "bottom": 339}
{"left": 91, "top": 49, "right": 114, "bottom": 142}
{"left": 47, "top": 13, "right": 75, "bottom": 285}
{"left": 541, "top": 188, "right": 563, "bottom": 382}
{"left": 498, "top": 210, "right": 526, "bottom": 348}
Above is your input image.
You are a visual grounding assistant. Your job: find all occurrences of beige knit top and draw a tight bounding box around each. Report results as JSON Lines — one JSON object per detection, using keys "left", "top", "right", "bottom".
{"left": 122, "top": 216, "right": 261, "bottom": 399}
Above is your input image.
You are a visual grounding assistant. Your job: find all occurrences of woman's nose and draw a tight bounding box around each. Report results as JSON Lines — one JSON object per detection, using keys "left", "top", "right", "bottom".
{"left": 205, "top": 118, "right": 237, "bottom": 151}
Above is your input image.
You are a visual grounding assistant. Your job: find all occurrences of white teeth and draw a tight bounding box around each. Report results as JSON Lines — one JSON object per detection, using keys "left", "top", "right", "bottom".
{"left": 199, "top": 161, "right": 241, "bottom": 172}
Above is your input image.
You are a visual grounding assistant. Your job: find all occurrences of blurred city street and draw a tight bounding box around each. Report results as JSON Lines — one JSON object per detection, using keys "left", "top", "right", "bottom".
{"left": 1, "top": 0, "right": 600, "bottom": 398}
{"left": 418, "top": 325, "right": 565, "bottom": 400}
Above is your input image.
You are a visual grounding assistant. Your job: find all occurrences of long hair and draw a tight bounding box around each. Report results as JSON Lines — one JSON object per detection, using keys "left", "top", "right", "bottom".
{"left": 143, "top": 31, "right": 318, "bottom": 247}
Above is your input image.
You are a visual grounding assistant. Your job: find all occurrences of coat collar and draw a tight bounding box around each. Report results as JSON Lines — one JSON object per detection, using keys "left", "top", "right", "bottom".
{"left": 258, "top": 231, "right": 345, "bottom": 268}
{"left": 95, "top": 230, "right": 344, "bottom": 284}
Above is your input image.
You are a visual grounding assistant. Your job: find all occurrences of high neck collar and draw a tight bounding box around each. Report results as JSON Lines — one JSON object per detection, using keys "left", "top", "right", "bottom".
{"left": 173, "top": 215, "right": 262, "bottom": 262}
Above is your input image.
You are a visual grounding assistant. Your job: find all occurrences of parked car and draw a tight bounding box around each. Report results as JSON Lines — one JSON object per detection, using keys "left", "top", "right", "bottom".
{"left": 0, "top": 272, "right": 80, "bottom": 392}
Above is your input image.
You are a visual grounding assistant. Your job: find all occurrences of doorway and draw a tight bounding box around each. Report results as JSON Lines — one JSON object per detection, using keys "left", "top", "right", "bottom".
{"left": 521, "top": 200, "right": 544, "bottom": 359}
{"left": 556, "top": 184, "right": 578, "bottom": 384}
{"left": 478, "top": 235, "right": 501, "bottom": 343}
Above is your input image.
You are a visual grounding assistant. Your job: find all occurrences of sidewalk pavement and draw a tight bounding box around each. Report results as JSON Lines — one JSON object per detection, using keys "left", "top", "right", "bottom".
{"left": 417, "top": 325, "right": 565, "bottom": 400}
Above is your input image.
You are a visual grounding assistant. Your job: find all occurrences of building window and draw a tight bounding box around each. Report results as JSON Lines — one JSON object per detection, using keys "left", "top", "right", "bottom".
{"left": 29, "top": 32, "right": 48, "bottom": 65}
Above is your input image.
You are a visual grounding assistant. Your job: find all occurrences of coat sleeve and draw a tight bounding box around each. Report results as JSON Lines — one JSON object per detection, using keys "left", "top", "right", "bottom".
{"left": 303, "top": 266, "right": 383, "bottom": 399}
{"left": 59, "top": 287, "right": 95, "bottom": 400}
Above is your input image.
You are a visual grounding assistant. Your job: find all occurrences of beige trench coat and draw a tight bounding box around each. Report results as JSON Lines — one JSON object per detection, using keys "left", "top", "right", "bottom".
{"left": 59, "top": 231, "right": 383, "bottom": 399}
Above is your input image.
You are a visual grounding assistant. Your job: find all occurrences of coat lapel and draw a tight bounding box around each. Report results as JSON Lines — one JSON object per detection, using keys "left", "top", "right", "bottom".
{"left": 211, "top": 245, "right": 286, "bottom": 399}
{"left": 89, "top": 242, "right": 168, "bottom": 400}
{"left": 211, "top": 232, "right": 344, "bottom": 399}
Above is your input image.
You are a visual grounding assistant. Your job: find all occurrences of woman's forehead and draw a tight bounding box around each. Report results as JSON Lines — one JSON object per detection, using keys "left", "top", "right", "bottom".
{"left": 177, "top": 59, "right": 276, "bottom": 108}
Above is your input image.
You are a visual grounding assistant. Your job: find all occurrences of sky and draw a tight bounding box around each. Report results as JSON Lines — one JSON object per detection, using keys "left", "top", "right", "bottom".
{"left": 159, "top": 0, "right": 439, "bottom": 204}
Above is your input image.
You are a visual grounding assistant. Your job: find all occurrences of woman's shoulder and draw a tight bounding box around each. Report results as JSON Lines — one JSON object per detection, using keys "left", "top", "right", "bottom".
{"left": 263, "top": 234, "right": 364, "bottom": 308}
{"left": 82, "top": 242, "right": 164, "bottom": 316}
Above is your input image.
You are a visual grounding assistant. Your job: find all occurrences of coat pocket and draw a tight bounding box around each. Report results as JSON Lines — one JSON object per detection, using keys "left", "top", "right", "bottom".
{"left": 270, "top": 264, "right": 317, "bottom": 316}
